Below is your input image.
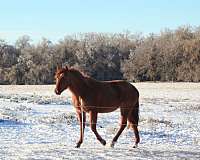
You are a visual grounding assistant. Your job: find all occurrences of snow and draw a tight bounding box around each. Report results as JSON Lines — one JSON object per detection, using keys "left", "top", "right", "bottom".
{"left": 0, "top": 83, "right": 200, "bottom": 159}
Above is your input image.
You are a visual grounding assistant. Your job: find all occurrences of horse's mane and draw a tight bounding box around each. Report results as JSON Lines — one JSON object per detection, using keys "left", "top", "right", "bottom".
{"left": 70, "top": 68, "right": 99, "bottom": 83}
{"left": 69, "top": 68, "right": 86, "bottom": 80}
{"left": 55, "top": 67, "right": 88, "bottom": 79}
{"left": 69, "top": 68, "right": 101, "bottom": 88}
{"left": 55, "top": 66, "right": 99, "bottom": 88}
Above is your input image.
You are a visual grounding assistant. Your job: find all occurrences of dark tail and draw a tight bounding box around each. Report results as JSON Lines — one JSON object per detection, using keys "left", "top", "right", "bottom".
{"left": 128, "top": 100, "right": 139, "bottom": 128}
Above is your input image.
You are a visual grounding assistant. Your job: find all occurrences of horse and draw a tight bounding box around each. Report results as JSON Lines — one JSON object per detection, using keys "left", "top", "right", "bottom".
{"left": 54, "top": 66, "right": 140, "bottom": 148}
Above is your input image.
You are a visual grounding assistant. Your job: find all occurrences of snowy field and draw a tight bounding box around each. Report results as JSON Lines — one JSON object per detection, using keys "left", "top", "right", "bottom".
{"left": 0, "top": 83, "right": 200, "bottom": 160}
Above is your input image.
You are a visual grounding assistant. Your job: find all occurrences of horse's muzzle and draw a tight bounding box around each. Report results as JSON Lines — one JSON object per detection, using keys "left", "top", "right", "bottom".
{"left": 55, "top": 88, "right": 61, "bottom": 95}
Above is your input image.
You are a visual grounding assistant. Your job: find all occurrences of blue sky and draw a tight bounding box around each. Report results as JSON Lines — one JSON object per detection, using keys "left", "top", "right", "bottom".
{"left": 0, "top": 0, "right": 200, "bottom": 43}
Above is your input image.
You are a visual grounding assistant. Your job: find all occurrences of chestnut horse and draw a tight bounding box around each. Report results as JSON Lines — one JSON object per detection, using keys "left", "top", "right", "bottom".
{"left": 55, "top": 66, "right": 140, "bottom": 148}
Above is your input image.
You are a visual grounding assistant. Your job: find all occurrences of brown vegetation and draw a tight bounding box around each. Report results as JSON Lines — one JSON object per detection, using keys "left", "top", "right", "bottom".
{"left": 0, "top": 26, "right": 200, "bottom": 84}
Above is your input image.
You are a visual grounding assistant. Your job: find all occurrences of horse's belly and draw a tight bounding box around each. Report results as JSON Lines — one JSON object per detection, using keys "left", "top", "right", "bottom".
{"left": 81, "top": 105, "right": 118, "bottom": 113}
{"left": 96, "top": 106, "right": 118, "bottom": 113}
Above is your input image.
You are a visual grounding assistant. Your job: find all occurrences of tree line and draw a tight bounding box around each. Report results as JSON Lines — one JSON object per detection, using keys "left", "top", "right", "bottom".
{"left": 0, "top": 25, "right": 200, "bottom": 84}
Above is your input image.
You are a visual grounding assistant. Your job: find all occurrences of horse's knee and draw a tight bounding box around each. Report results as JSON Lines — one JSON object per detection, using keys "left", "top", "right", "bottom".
{"left": 90, "top": 125, "right": 96, "bottom": 132}
{"left": 91, "top": 127, "right": 96, "bottom": 133}
{"left": 120, "top": 120, "right": 127, "bottom": 129}
{"left": 122, "top": 123, "right": 127, "bottom": 127}
{"left": 119, "top": 123, "right": 127, "bottom": 131}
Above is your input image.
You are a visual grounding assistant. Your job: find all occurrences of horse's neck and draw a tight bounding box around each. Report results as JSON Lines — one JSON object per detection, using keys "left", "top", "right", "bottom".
{"left": 69, "top": 76, "right": 89, "bottom": 100}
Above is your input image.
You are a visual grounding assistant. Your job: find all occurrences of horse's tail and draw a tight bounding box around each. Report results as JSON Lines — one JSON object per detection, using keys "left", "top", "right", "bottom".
{"left": 128, "top": 100, "right": 139, "bottom": 128}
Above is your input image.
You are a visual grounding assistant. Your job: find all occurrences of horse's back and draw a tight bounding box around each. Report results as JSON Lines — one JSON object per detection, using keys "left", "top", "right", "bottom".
{"left": 110, "top": 80, "right": 139, "bottom": 101}
{"left": 99, "top": 80, "right": 139, "bottom": 104}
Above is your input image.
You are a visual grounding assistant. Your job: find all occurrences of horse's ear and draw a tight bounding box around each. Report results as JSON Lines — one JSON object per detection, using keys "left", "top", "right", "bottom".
{"left": 57, "top": 65, "right": 62, "bottom": 71}
{"left": 65, "top": 66, "right": 68, "bottom": 71}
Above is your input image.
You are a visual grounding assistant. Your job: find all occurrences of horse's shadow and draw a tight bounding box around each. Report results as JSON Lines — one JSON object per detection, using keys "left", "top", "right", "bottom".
{"left": 0, "top": 119, "right": 25, "bottom": 125}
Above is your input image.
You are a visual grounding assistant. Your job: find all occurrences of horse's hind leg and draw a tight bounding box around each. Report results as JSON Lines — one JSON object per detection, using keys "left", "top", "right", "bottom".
{"left": 128, "top": 104, "right": 140, "bottom": 148}
{"left": 89, "top": 111, "right": 106, "bottom": 146}
{"left": 128, "top": 123, "right": 140, "bottom": 148}
{"left": 133, "top": 125, "right": 140, "bottom": 148}
{"left": 110, "top": 108, "right": 128, "bottom": 148}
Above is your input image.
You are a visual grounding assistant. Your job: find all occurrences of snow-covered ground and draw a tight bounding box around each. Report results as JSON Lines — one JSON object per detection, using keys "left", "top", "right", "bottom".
{"left": 0, "top": 83, "right": 200, "bottom": 160}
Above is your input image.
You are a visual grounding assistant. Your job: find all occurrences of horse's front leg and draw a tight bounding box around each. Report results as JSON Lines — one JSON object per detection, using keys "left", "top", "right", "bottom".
{"left": 89, "top": 111, "right": 106, "bottom": 146}
{"left": 75, "top": 108, "right": 86, "bottom": 148}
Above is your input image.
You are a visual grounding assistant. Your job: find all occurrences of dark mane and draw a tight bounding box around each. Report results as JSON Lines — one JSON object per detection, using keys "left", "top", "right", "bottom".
{"left": 69, "top": 68, "right": 99, "bottom": 82}
{"left": 55, "top": 67, "right": 86, "bottom": 79}
{"left": 68, "top": 68, "right": 102, "bottom": 90}
{"left": 69, "top": 68, "right": 86, "bottom": 79}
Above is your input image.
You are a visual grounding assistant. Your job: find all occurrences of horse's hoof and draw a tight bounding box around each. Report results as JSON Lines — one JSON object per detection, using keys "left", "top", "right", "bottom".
{"left": 75, "top": 143, "right": 81, "bottom": 148}
{"left": 100, "top": 139, "right": 106, "bottom": 146}
{"left": 133, "top": 144, "right": 138, "bottom": 148}
{"left": 110, "top": 141, "right": 116, "bottom": 148}
{"left": 75, "top": 145, "right": 80, "bottom": 148}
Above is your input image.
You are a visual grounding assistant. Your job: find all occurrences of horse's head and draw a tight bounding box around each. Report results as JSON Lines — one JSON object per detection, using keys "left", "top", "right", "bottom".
{"left": 54, "top": 66, "right": 70, "bottom": 95}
